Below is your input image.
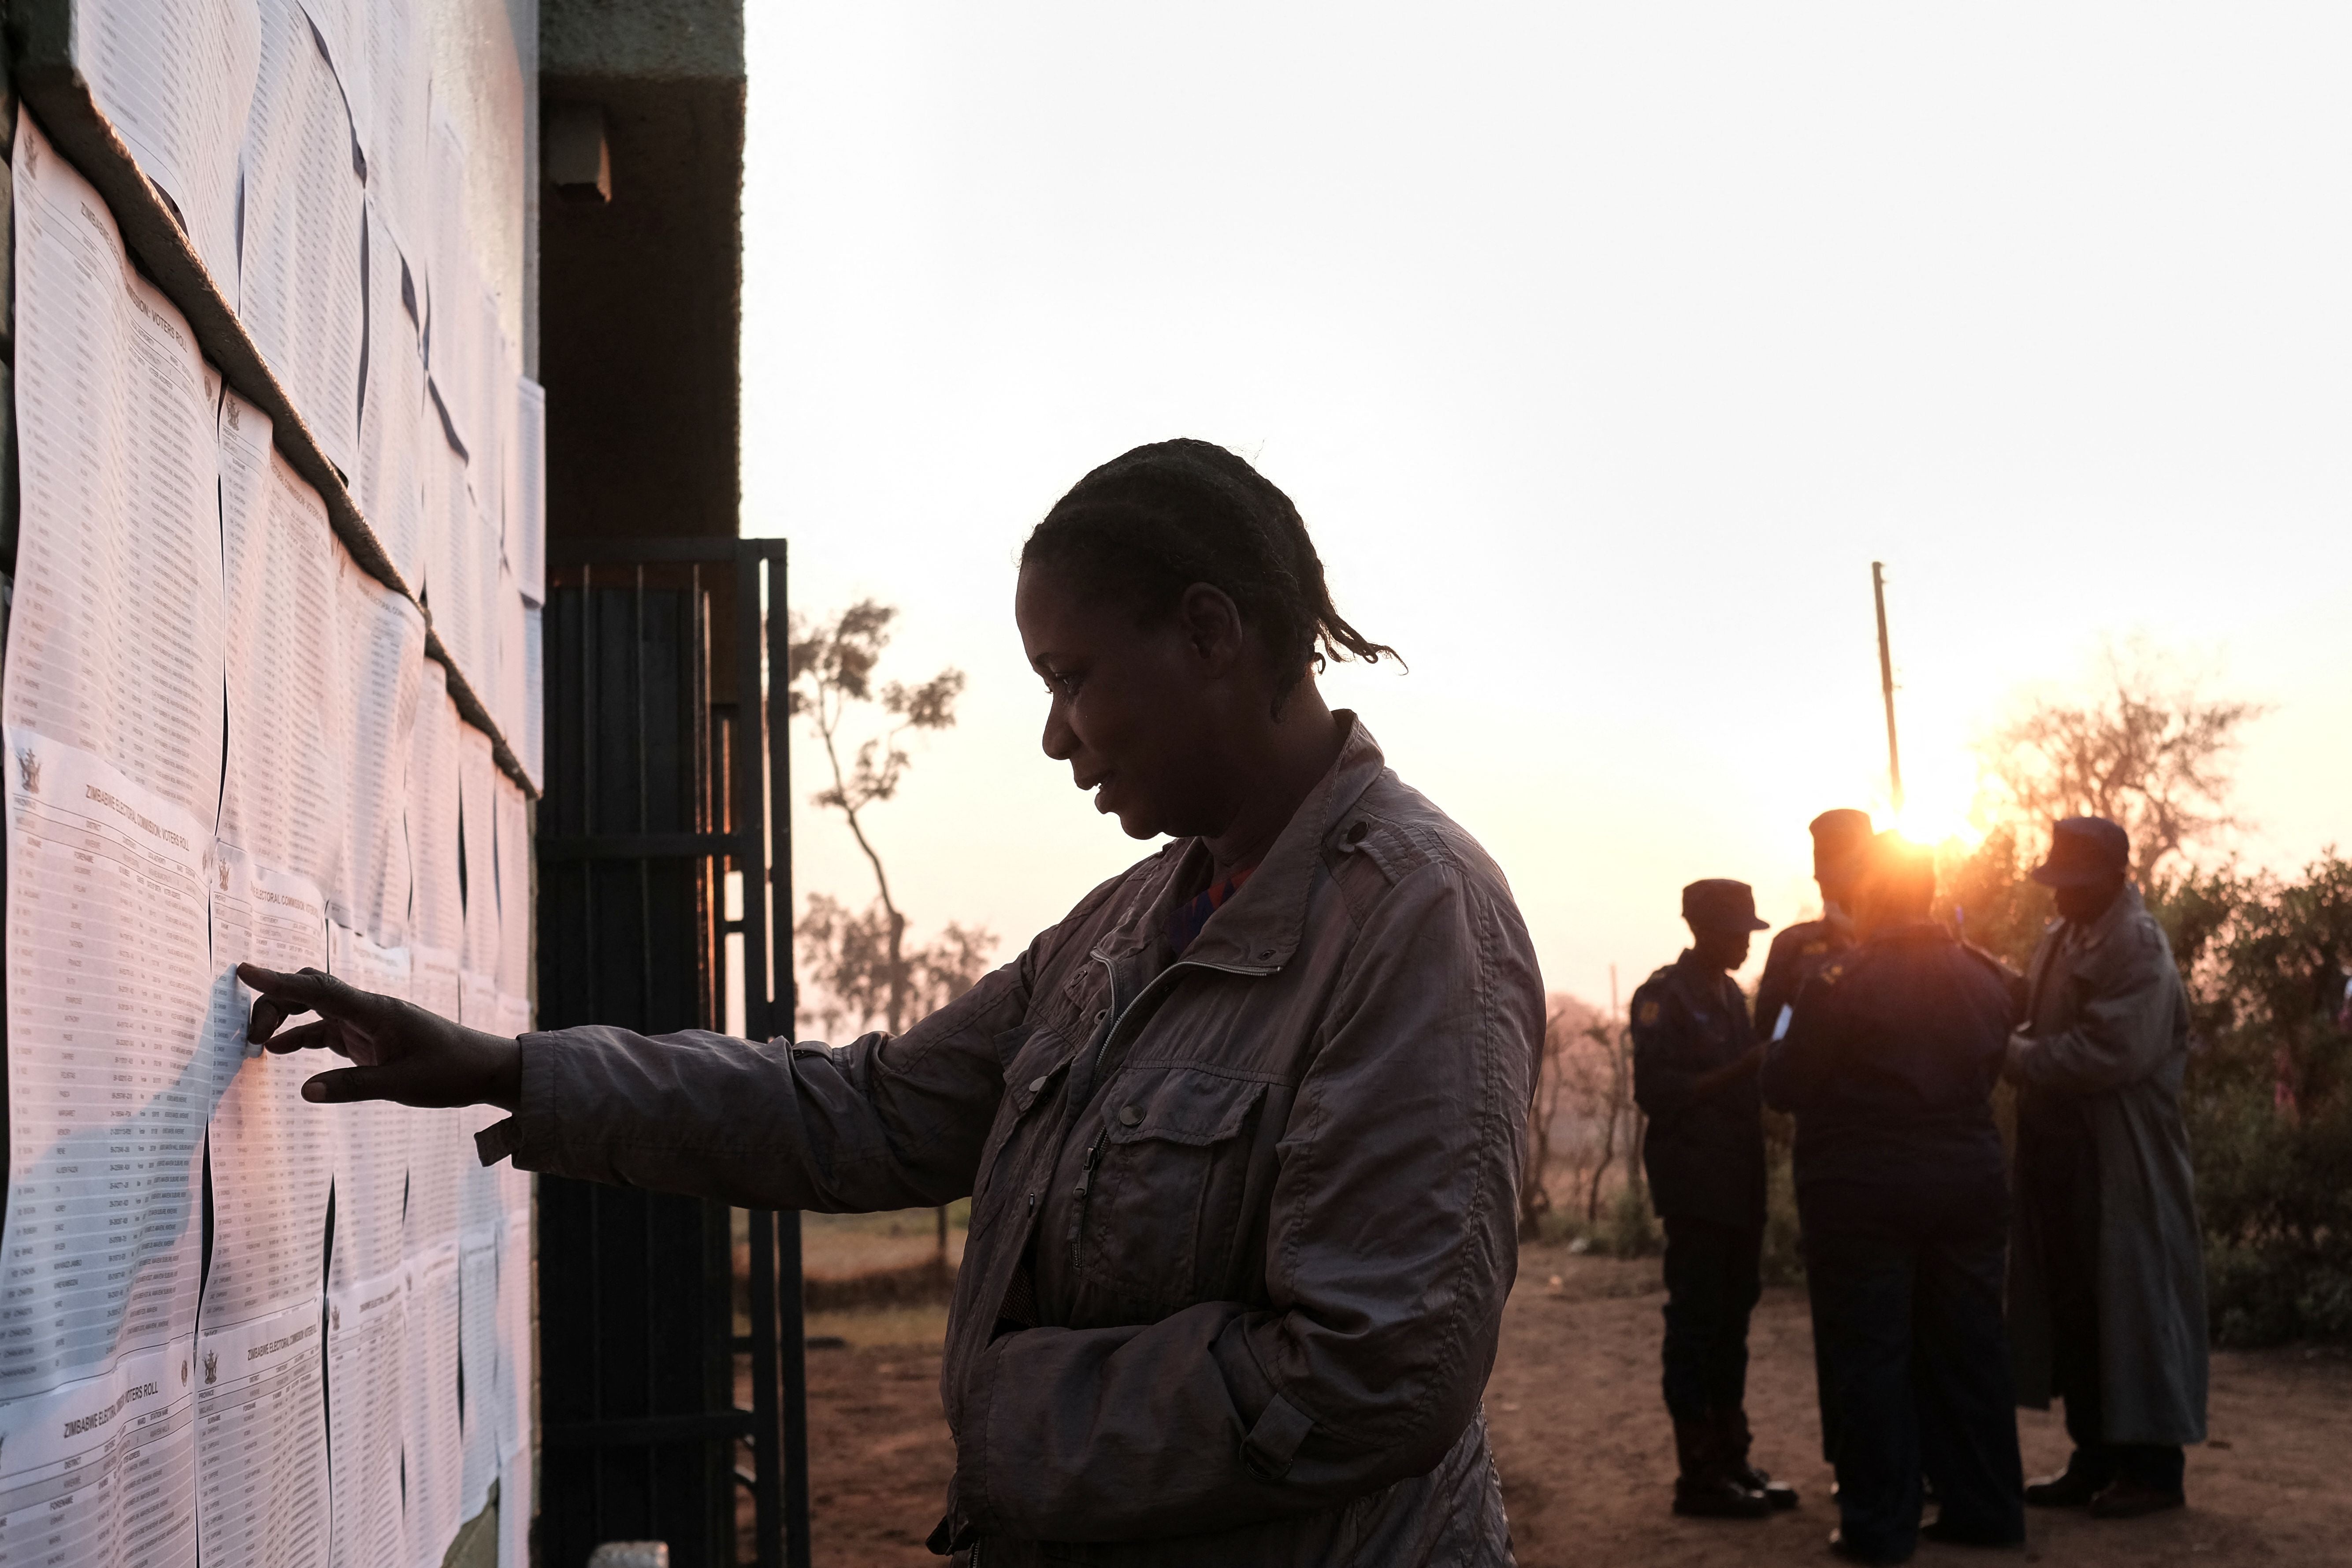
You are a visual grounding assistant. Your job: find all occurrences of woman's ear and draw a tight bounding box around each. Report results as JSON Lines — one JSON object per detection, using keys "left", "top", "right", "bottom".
{"left": 1175, "top": 582, "right": 1247, "bottom": 674}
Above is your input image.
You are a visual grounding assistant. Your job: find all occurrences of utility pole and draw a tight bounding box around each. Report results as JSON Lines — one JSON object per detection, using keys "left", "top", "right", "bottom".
{"left": 1871, "top": 561, "right": 1904, "bottom": 814}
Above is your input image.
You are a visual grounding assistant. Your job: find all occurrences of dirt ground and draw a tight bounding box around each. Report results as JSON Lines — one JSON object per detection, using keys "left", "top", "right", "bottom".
{"left": 797, "top": 1245, "right": 2352, "bottom": 1567}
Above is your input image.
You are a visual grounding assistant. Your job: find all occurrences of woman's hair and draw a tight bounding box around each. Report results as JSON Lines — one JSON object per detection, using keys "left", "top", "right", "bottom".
{"left": 1020, "top": 438, "right": 1400, "bottom": 701}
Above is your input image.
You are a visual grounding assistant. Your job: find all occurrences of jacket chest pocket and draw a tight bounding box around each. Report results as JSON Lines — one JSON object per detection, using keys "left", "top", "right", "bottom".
{"left": 1076, "top": 1066, "right": 1269, "bottom": 1308}
{"left": 970, "top": 1032, "right": 1074, "bottom": 1241}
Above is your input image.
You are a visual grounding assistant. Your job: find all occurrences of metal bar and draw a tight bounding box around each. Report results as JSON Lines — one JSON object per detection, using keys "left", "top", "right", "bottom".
{"left": 542, "top": 1412, "right": 755, "bottom": 1448}
{"left": 537, "top": 832, "right": 740, "bottom": 861}
{"left": 777, "top": 1211, "right": 811, "bottom": 1567}
{"left": 734, "top": 544, "right": 772, "bottom": 1044}
{"left": 765, "top": 548, "right": 813, "bottom": 1564}
{"left": 747, "top": 1210, "right": 783, "bottom": 1568}
{"left": 633, "top": 566, "right": 657, "bottom": 1524}
{"left": 582, "top": 566, "right": 602, "bottom": 1023}
{"left": 552, "top": 537, "right": 792, "bottom": 567}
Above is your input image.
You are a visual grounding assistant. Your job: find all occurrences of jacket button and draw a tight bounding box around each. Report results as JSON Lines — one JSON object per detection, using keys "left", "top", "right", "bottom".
{"left": 1027, "top": 1076, "right": 1048, "bottom": 1094}
{"left": 1118, "top": 1105, "right": 1141, "bottom": 1127}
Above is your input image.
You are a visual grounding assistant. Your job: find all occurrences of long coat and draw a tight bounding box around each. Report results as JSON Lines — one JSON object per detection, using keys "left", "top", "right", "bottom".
{"left": 2006, "top": 885, "right": 2209, "bottom": 1445}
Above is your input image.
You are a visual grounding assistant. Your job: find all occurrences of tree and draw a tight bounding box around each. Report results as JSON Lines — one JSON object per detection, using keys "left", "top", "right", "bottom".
{"left": 1519, "top": 992, "right": 1641, "bottom": 1240}
{"left": 786, "top": 600, "right": 989, "bottom": 1035}
{"left": 1974, "top": 638, "right": 2269, "bottom": 884}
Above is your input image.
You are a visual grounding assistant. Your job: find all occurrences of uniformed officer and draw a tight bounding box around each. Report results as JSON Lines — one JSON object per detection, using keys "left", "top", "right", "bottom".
{"left": 1631, "top": 878, "right": 1796, "bottom": 1520}
{"left": 1753, "top": 809, "right": 1874, "bottom": 1043}
{"left": 2006, "top": 816, "right": 2207, "bottom": 1520}
{"left": 1751, "top": 807, "right": 1874, "bottom": 1467}
{"left": 1762, "top": 834, "right": 2026, "bottom": 1566}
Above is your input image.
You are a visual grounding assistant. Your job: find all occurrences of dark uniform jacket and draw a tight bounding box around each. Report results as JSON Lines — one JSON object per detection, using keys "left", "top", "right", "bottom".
{"left": 476, "top": 717, "right": 1542, "bottom": 1565}
{"left": 1752, "top": 917, "right": 1850, "bottom": 1045}
{"left": 1759, "top": 919, "right": 2017, "bottom": 1202}
{"left": 1631, "top": 952, "right": 1765, "bottom": 1229}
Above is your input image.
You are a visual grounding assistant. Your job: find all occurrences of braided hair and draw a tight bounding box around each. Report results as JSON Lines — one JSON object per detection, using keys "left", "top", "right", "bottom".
{"left": 1020, "top": 439, "right": 1401, "bottom": 703}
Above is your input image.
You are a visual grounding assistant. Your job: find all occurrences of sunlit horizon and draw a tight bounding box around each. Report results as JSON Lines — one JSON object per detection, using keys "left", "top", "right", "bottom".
{"left": 742, "top": 5, "right": 2350, "bottom": 1014}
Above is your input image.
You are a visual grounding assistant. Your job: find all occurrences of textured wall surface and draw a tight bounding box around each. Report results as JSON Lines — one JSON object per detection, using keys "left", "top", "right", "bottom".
{"left": 544, "top": 0, "right": 743, "bottom": 81}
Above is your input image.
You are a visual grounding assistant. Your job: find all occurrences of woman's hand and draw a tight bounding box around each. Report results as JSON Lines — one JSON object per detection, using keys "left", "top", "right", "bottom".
{"left": 238, "top": 963, "right": 524, "bottom": 1111}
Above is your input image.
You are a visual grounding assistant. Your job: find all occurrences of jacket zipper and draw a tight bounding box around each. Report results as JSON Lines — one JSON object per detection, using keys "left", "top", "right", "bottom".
{"left": 1068, "top": 1129, "right": 1106, "bottom": 1270}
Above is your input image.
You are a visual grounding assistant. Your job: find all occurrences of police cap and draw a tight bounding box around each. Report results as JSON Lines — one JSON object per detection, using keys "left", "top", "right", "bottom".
{"left": 1682, "top": 878, "right": 1770, "bottom": 932}
{"left": 1809, "top": 808, "right": 1874, "bottom": 877}
{"left": 2030, "top": 816, "right": 2130, "bottom": 888}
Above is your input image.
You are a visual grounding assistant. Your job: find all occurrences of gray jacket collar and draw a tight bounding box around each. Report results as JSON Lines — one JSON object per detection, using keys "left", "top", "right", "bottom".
{"left": 1096, "top": 711, "right": 1387, "bottom": 974}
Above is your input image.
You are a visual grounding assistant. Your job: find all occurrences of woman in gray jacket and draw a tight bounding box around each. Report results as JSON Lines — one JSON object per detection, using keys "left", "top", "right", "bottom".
{"left": 245, "top": 438, "right": 1546, "bottom": 1566}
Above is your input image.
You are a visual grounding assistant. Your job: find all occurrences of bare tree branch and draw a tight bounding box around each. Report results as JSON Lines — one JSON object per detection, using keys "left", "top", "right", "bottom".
{"left": 1975, "top": 636, "right": 2271, "bottom": 884}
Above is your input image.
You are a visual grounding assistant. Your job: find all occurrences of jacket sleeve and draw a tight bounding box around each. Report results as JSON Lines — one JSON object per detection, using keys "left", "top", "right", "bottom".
{"left": 1761, "top": 972, "right": 1839, "bottom": 1113}
{"left": 1750, "top": 930, "right": 1798, "bottom": 1039}
{"left": 2014, "top": 919, "right": 2180, "bottom": 1097}
{"left": 955, "top": 859, "right": 1543, "bottom": 1542}
{"left": 474, "top": 929, "right": 1048, "bottom": 1211}
{"left": 1632, "top": 989, "right": 1709, "bottom": 1119}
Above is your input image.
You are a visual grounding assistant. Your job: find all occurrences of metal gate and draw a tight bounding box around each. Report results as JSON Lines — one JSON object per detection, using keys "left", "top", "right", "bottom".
{"left": 534, "top": 538, "right": 810, "bottom": 1567}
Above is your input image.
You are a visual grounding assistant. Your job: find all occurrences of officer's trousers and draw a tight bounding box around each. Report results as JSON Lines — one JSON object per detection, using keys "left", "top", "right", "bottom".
{"left": 1658, "top": 1215, "right": 1761, "bottom": 1422}
{"left": 1802, "top": 1177, "right": 2025, "bottom": 1561}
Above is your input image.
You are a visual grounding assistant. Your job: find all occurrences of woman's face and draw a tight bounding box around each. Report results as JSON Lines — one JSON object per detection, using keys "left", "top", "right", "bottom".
{"left": 1014, "top": 565, "right": 1238, "bottom": 842}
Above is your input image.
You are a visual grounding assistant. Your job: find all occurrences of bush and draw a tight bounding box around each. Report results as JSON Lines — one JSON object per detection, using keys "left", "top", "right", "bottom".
{"left": 1598, "top": 1181, "right": 1661, "bottom": 1259}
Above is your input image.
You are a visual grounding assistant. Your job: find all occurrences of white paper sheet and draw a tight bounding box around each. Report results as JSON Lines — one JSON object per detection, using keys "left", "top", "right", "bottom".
{"left": 8, "top": 115, "right": 228, "bottom": 830}
{"left": 511, "top": 377, "right": 545, "bottom": 604}
{"left": 218, "top": 390, "right": 346, "bottom": 897}
{"left": 192, "top": 1296, "right": 329, "bottom": 1568}
{"left": 336, "top": 558, "right": 425, "bottom": 945}
{"left": 456, "top": 1234, "right": 499, "bottom": 1520}
{"left": 520, "top": 603, "right": 544, "bottom": 791}
{"left": 198, "top": 848, "right": 332, "bottom": 1329}
{"left": 325, "top": 1271, "right": 409, "bottom": 1568}
{"left": 238, "top": 0, "right": 365, "bottom": 478}
{"left": 360, "top": 0, "right": 428, "bottom": 264}
{"left": 493, "top": 776, "right": 532, "bottom": 1002}
{"left": 294, "top": 0, "right": 362, "bottom": 104}
{"left": 493, "top": 1200, "right": 531, "bottom": 1461}
{"left": 407, "top": 662, "right": 466, "bottom": 959}
{"left": 0, "top": 1342, "right": 198, "bottom": 1564}
{"left": 74, "top": 0, "right": 259, "bottom": 294}
{"left": 422, "top": 115, "right": 482, "bottom": 461}
{"left": 457, "top": 727, "right": 501, "bottom": 981}
{"left": 420, "top": 414, "right": 490, "bottom": 692}
{"left": 496, "top": 1444, "right": 532, "bottom": 1568}
{"left": 493, "top": 566, "right": 528, "bottom": 766}
{"left": 356, "top": 202, "right": 429, "bottom": 589}
{"left": 324, "top": 925, "right": 411, "bottom": 1294}
{"left": 400, "top": 1243, "right": 463, "bottom": 1568}
{"left": 455, "top": 1092, "right": 502, "bottom": 1243}
{"left": 0, "top": 731, "right": 215, "bottom": 1403}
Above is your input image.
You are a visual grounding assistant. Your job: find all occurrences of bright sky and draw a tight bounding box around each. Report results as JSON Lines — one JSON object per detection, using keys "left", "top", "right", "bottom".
{"left": 742, "top": 4, "right": 2351, "bottom": 1010}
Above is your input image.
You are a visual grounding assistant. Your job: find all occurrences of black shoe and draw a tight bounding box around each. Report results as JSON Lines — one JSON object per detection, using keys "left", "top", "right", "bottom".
{"left": 2024, "top": 1465, "right": 2108, "bottom": 1509}
{"left": 1717, "top": 1408, "right": 1800, "bottom": 1509}
{"left": 1675, "top": 1475, "right": 1773, "bottom": 1519}
{"left": 1827, "top": 1527, "right": 1913, "bottom": 1564}
{"left": 1726, "top": 1463, "right": 1799, "bottom": 1511}
{"left": 1922, "top": 1516, "right": 2026, "bottom": 1548}
{"left": 2089, "top": 1478, "right": 2185, "bottom": 1519}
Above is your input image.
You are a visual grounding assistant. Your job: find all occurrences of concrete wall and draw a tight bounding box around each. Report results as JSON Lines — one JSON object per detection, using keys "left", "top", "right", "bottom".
{"left": 540, "top": 0, "right": 745, "bottom": 542}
